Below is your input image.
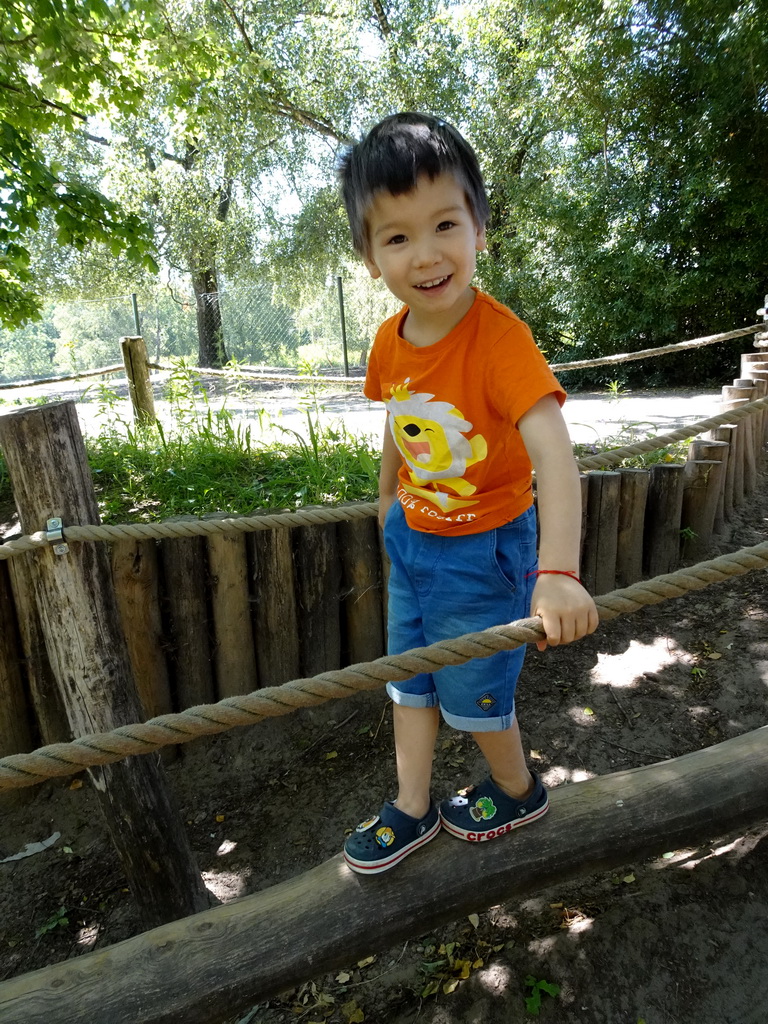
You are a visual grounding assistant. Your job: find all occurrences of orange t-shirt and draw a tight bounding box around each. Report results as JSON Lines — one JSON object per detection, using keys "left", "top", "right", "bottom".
{"left": 364, "top": 289, "right": 565, "bottom": 535}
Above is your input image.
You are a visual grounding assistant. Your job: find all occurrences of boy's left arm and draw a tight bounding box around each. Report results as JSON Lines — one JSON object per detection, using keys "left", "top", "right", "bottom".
{"left": 518, "top": 394, "right": 599, "bottom": 651}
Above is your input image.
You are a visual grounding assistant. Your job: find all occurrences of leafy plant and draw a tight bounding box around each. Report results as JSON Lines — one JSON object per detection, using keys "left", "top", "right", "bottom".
{"left": 524, "top": 975, "right": 561, "bottom": 1016}
{"left": 35, "top": 906, "right": 69, "bottom": 939}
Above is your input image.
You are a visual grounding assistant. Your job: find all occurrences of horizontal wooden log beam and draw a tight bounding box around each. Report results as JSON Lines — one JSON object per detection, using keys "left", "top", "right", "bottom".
{"left": 1, "top": 726, "right": 767, "bottom": 1024}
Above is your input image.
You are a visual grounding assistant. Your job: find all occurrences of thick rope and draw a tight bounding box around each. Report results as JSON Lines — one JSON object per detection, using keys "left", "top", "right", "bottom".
{"left": 550, "top": 323, "right": 763, "bottom": 372}
{"left": 0, "top": 364, "right": 126, "bottom": 390}
{"left": 575, "top": 393, "right": 768, "bottom": 471}
{"left": 2, "top": 396, "right": 766, "bottom": 560}
{"left": 1, "top": 540, "right": 766, "bottom": 791}
{"left": 0, "top": 503, "right": 380, "bottom": 560}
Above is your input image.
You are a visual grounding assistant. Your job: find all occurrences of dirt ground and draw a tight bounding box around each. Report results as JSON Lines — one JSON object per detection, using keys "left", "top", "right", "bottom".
{"left": 1, "top": 480, "right": 767, "bottom": 1024}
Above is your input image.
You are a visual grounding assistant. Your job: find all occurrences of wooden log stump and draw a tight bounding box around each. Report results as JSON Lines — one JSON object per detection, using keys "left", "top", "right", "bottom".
{"left": 687, "top": 439, "right": 729, "bottom": 534}
{"left": 2, "top": 725, "right": 767, "bottom": 1024}
{"left": 160, "top": 535, "right": 215, "bottom": 710}
{"left": 680, "top": 460, "right": 723, "bottom": 562}
{"left": 0, "top": 559, "right": 35, "bottom": 809}
{"left": 722, "top": 387, "right": 755, "bottom": 496}
{"left": 580, "top": 472, "right": 620, "bottom": 595}
{"left": 338, "top": 517, "right": 384, "bottom": 665}
{"left": 293, "top": 522, "right": 342, "bottom": 678}
{"left": 207, "top": 532, "right": 258, "bottom": 698}
{"left": 6, "top": 554, "right": 70, "bottom": 746}
{"left": 643, "top": 463, "right": 685, "bottom": 577}
{"left": 111, "top": 539, "right": 172, "bottom": 718}
{"left": 248, "top": 527, "right": 300, "bottom": 687}
{"left": 718, "top": 398, "right": 746, "bottom": 505}
{"left": 579, "top": 473, "right": 588, "bottom": 564}
{"left": 707, "top": 426, "right": 737, "bottom": 523}
{"left": 120, "top": 336, "right": 156, "bottom": 426}
{"left": 0, "top": 402, "right": 209, "bottom": 927}
{"left": 615, "top": 468, "right": 649, "bottom": 587}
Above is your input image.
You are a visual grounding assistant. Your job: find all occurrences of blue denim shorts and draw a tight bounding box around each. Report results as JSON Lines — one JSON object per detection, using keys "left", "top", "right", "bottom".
{"left": 383, "top": 501, "right": 538, "bottom": 732}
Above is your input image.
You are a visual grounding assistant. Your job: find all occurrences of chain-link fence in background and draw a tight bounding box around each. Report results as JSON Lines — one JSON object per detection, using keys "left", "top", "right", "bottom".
{"left": 0, "top": 279, "right": 401, "bottom": 384}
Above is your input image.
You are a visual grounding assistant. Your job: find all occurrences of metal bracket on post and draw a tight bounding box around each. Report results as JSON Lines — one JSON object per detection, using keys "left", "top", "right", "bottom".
{"left": 46, "top": 517, "right": 69, "bottom": 556}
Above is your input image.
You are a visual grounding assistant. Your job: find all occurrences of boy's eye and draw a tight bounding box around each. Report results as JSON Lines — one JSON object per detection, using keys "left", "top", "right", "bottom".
{"left": 437, "top": 221, "right": 455, "bottom": 232}
{"left": 386, "top": 234, "right": 407, "bottom": 245}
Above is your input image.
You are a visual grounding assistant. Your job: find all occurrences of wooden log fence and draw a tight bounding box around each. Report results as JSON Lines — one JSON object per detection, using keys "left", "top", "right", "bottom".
{"left": 0, "top": 361, "right": 767, "bottom": 761}
{"left": 0, "top": 324, "right": 766, "bottom": 1019}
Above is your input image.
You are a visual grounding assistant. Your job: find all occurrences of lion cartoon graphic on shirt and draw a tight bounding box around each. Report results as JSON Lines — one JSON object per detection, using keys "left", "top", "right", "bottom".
{"left": 386, "top": 380, "right": 488, "bottom": 512}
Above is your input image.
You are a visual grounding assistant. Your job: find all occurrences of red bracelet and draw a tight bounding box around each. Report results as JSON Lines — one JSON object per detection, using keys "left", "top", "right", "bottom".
{"left": 526, "top": 569, "right": 583, "bottom": 585}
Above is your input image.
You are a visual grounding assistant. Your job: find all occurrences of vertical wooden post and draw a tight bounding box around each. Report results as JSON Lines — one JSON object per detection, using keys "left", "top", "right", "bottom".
{"left": 293, "top": 522, "right": 342, "bottom": 678}
{"left": 643, "top": 463, "right": 686, "bottom": 577}
{"left": 722, "top": 387, "right": 755, "bottom": 496}
{"left": 248, "top": 528, "right": 300, "bottom": 687}
{"left": 680, "top": 460, "right": 723, "bottom": 561}
{"left": 338, "top": 517, "right": 384, "bottom": 665}
{"left": 707, "top": 426, "right": 737, "bottom": 523}
{"left": 616, "top": 468, "right": 649, "bottom": 587}
{"left": 6, "top": 554, "right": 70, "bottom": 745}
{"left": 718, "top": 397, "right": 746, "bottom": 505}
{"left": 0, "top": 402, "right": 209, "bottom": 927}
{"left": 160, "top": 535, "right": 215, "bottom": 709}
{"left": 0, "top": 558, "right": 35, "bottom": 809}
{"left": 120, "top": 336, "right": 156, "bottom": 426}
{"left": 580, "top": 472, "right": 620, "bottom": 595}
{"left": 207, "top": 531, "right": 258, "bottom": 698}
{"left": 688, "top": 439, "right": 729, "bottom": 534}
{"left": 111, "top": 539, "right": 173, "bottom": 718}
{"left": 730, "top": 381, "right": 758, "bottom": 490}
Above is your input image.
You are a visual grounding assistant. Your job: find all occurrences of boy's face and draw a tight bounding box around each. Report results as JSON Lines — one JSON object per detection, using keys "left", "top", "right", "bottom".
{"left": 363, "top": 172, "right": 486, "bottom": 340}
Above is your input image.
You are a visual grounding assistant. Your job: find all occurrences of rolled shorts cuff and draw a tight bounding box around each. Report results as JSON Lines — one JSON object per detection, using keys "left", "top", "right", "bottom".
{"left": 386, "top": 682, "right": 439, "bottom": 709}
{"left": 440, "top": 704, "right": 516, "bottom": 733}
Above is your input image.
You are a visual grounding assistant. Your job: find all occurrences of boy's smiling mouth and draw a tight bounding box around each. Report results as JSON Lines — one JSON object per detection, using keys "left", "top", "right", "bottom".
{"left": 415, "top": 275, "right": 450, "bottom": 290}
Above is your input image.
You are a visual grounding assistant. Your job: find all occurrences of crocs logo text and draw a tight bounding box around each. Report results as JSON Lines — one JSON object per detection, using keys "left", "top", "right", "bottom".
{"left": 466, "top": 822, "right": 514, "bottom": 842}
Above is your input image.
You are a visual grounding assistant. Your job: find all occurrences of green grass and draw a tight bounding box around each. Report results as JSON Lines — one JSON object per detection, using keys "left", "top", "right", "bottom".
{"left": 0, "top": 366, "right": 691, "bottom": 527}
{"left": 0, "top": 367, "right": 381, "bottom": 525}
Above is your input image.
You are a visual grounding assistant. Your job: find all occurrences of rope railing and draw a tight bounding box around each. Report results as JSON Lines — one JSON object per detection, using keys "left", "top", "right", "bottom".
{"left": 549, "top": 323, "right": 764, "bottom": 373}
{"left": 0, "top": 539, "right": 766, "bottom": 791}
{"left": 3, "top": 395, "right": 767, "bottom": 561}
{"left": 575, "top": 393, "right": 768, "bottom": 471}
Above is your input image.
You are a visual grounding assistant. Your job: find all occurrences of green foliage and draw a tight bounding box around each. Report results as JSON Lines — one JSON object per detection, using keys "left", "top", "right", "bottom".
{"left": 524, "top": 975, "right": 561, "bottom": 1016}
{"left": 34, "top": 906, "right": 69, "bottom": 939}
{"left": 0, "top": 0, "right": 168, "bottom": 326}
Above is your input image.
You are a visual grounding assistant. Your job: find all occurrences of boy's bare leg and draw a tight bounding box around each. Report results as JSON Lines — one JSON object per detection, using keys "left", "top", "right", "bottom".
{"left": 393, "top": 703, "right": 440, "bottom": 819}
{"left": 472, "top": 719, "right": 535, "bottom": 800}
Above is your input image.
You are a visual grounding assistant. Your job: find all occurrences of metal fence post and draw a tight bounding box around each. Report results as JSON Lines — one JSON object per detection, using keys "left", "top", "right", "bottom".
{"left": 337, "top": 275, "right": 349, "bottom": 376}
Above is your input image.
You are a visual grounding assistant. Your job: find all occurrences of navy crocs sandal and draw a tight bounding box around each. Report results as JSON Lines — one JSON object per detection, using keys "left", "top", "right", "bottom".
{"left": 440, "top": 772, "right": 549, "bottom": 842}
{"left": 344, "top": 801, "right": 441, "bottom": 874}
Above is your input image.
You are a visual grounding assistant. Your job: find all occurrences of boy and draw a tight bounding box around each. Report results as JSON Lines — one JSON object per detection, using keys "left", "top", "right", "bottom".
{"left": 338, "top": 113, "right": 598, "bottom": 874}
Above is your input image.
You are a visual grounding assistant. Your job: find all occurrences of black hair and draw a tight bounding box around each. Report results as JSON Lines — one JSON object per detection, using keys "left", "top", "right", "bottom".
{"left": 337, "top": 112, "right": 490, "bottom": 256}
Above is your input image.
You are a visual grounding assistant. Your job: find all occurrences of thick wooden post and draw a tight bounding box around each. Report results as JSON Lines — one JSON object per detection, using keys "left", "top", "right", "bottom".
{"left": 120, "top": 336, "right": 156, "bottom": 426}
{"left": 707, "top": 426, "right": 736, "bottom": 522}
{"left": 643, "top": 463, "right": 685, "bottom": 577}
{"left": 0, "top": 559, "right": 34, "bottom": 809}
{"left": 248, "top": 528, "right": 300, "bottom": 687}
{"left": 680, "top": 460, "right": 723, "bottom": 561}
{"left": 721, "top": 390, "right": 752, "bottom": 499}
{"left": 580, "top": 471, "right": 620, "bottom": 595}
{"left": 160, "top": 535, "right": 215, "bottom": 709}
{"left": 207, "top": 531, "right": 258, "bottom": 697}
{"left": 615, "top": 468, "right": 649, "bottom": 586}
{"left": 293, "top": 522, "right": 342, "bottom": 677}
{"left": 6, "top": 554, "right": 70, "bottom": 745}
{"left": 0, "top": 402, "right": 209, "bottom": 927}
{"left": 687, "top": 439, "right": 729, "bottom": 534}
{"left": 111, "top": 539, "right": 173, "bottom": 719}
{"left": 338, "top": 517, "right": 384, "bottom": 665}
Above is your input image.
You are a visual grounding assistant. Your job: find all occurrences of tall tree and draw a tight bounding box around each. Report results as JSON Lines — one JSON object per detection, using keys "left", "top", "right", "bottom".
{"left": 0, "top": 0, "right": 165, "bottom": 328}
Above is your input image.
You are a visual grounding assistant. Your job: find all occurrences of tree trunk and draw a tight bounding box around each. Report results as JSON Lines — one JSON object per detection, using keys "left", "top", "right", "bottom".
{"left": 0, "top": 402, "right": 209, "bottom": 927}
{"left": 191, "top": 268, "right": 228, "bottom": 368}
